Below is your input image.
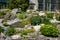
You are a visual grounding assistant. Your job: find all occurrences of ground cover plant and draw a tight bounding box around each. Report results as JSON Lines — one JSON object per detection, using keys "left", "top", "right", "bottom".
{"left": 46, "top": 12, "right": 54, "bottom": 19}
{"left": 5, "top": 27, "right": 16, "bottom": 36}
{"left": 19, "top": 28, "right": 35, "bottom": 36}
{"left": 40, "top": 24, "right": 59, "bottom": 37}
{"left": 0, "top": 26, "right": 3, "bottom": 33}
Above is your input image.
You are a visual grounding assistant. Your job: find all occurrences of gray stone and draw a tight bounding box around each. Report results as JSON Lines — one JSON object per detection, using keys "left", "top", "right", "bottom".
{"left": 5, "top": 37, "right": 12, "bottom": 40}
{"left": 7, "top": 18, "right": 20, "bottom": 25}
{"left": 0, "top": 19, "right": 4, "bottom": 23}
{"left": 29, "top": 0, "right": 38, "bottom": 10}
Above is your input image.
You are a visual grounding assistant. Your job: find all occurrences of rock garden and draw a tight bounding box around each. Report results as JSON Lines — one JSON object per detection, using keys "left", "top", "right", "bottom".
{"left": 0, "top": 9, "right": 60, "bottom": 40}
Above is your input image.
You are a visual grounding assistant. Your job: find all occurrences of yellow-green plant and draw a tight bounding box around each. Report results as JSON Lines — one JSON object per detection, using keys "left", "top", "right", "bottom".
{"left": 40, "top": 24, "right": 59, "bottom": 37}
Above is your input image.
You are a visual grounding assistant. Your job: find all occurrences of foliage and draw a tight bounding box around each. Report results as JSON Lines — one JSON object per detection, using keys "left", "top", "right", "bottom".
{"left": 56, "top": 15, "right": 60, "bottom": 21}
{"left": 22, "top": 18, "right": 31, "bottom": 25}
{"left": 25, "top": 29, "right": 35, "bottom": 33}
{"left": 0, "top": 26, "right": 3, "bottom": 33}
{"left": 11, "top": 22, "right": 25, "bottom": 28}
{"left": 0, "top": 9, "right": 11, "bottom": 18}
{"left": 22, "top": 37, "right": 28, "bottom": 40}
{"left": 20, "top": 28, "right": 35, "bottom": 35}
{"left": 16, "top": 12, "right": 27, "bottom": 20}
{"left": 16, "top": 14, "right": 23, "bottom": 20}
{"left": 40, "top": 24, "right": 59, "bottom": 37}
{"left": 20, "top": 30, "right": 28, "bottom": 35}
{"left": 7, "top": 0, "right": 29, "bottom": 11}
{"left": 46, "top": 12, "right": 54, "bottom": 19}
{"left": 3, "top": 22, "right": 9, "bottom": 26}
{"left": 41, "top": 17, "right": 51, "bottom": 24}
{"left": 31, "top": 34, "right": 35, "bottom": 38}
{"left": 5, "top": 27, "right": 16, "bottom": 36}
{"left": 30, "top": 15, "right": 41, "bottom": 25}
{"left": 0, "top": 11, "right": 6, "bottom": 18}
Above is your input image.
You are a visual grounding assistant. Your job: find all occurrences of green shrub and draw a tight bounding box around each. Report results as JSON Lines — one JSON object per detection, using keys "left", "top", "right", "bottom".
{"left": 30, "top": 15, "right": 41, "bottom": 25}
{"left": 0, "top": 11, "right": 5, "bottom": 18}
{"left": 0, "top": 26, "right": 3, "bottom": 33}
{"left": 5, "top": 27, "right": 16, "bottom": 36}
{"left": 40, "top": 24, "right": 59, "bottom": 37}
{"left": 46, "top": 12, "right": 54, "bottom": 19}
{"left": 0, "top": 9, "right": 11, "bottom": 18}
{"left": 6, "top": 0, "right": 29, "bottom": 11}
{"left": 41, "top": 17, "right": 51, "bottom": 24}
{"left": 56, "top": 15, "right": 60, "bottom": 21}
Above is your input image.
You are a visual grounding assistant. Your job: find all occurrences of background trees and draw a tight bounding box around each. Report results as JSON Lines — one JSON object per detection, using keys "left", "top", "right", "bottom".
{"left": 7, "top": 0, "right": 29, "bottom": 11}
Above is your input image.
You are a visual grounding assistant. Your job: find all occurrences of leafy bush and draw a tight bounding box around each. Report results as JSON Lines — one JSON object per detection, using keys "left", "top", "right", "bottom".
{"left": 56, "top": 15, "right": 60, "bottom": 21}
{"left": 7, "top": 0, "right": 29, "bottom": 11}
{"left": 0, "top": 11, "right": 5, "bottom": 18}
{"left": 0, "top": 26, "right": 3, "bottom": 33}
{"left": 5, "top": 27, "right": 16, "bottom": 36}
{"left": 41, "top": 17, "right": 51, "bottom": 24}
{"left": 40, "top": 24, "right": 59, "bottom": 37}
{"left": 30, "top": 15, "right": 41, "bottom": 25}
{"left": 46, "top": 12, "right": 54, "bottom": 19}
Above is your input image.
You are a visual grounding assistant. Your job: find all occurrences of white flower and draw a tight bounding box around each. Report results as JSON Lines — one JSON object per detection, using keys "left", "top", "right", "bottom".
{"left": 50, "top": 19, "right": 57, "bottom": 23}
{"left": 26, "top": 10, "right": 30, "bottom": 12}
{"left": 0, "top": 19, "right": 3, "bottom": 23}
{"left": 39, "top": 11, "right": 45, "bottom": 16}
{"left": 33, "top": 25, "right": 41, "bottom": 31}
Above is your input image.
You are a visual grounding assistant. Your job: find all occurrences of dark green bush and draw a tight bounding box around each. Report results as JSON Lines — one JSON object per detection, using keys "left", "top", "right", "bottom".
{"left": 0, "top": 26, "right": 3, "bottom": 33}
{"left": 40, "top": 24, "right": 59, "bottom": 37}
{"left": 7, "top": 0, "right": 29, "bottom": 11}
{"left": 0, "top": 11, "right": 5, "bottom": 18}
{"left": 5, "top": 27, "right": 16, "bottom": 36}
{"left": 56, "top": 15, "right": 60, "bottom": 21}
{"left": 30, "top": 15, "right": 41, "bottom": 25}
{"left": 41, "top": 17, "right": 51, "bottom": 24}
{"left": 46, "top": 12, "right": 54, "bottom": 19}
